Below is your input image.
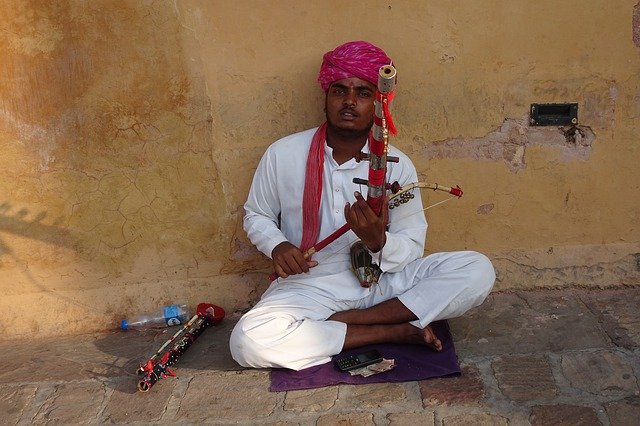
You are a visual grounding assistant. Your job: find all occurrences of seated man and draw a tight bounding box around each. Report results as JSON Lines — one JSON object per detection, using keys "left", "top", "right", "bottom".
{"left": 230, "top": 40, "right": 495, "bottom": 371}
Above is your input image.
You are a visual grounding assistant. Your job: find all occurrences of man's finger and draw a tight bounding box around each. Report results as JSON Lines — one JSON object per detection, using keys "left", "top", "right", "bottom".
{"left": 274, "top": 264, "right": 289, "bottom": 279}
{"left": 293, "top": 249, "right": 311, "bottom": 272}
{"left": 345, "top": 202, "right": 364, "bottom": 227}
{"left": 354, "top": 192, "right": 382, "bottom": 222}
{"left": 284, "top": 256, "right": 304, "bottom": 275}
{"left": 291, "top": 249, "right": 313, "bottom": 273}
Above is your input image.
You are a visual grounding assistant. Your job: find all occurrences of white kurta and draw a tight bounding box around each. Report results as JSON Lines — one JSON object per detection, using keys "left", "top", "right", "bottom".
{"left": 243, "top": 127, "right": 427, "bottom": 301}
{"left": 231, "top": 127, "right": 495, "bottom": 370}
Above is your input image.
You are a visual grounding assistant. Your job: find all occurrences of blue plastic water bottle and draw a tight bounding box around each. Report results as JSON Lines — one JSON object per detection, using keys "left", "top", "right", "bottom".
{"left": 120, "top": 304, "right": 190, "bottom": 330}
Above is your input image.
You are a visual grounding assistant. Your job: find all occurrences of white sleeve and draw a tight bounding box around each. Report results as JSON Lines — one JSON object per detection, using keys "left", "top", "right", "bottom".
{"left": 243, "top": 148, "right": 288, "bottom": 258}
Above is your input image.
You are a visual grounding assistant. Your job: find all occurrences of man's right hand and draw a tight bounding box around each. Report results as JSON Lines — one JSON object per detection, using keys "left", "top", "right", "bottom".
{"left": 271, "top": 241, "right": 318, "bottom": 278}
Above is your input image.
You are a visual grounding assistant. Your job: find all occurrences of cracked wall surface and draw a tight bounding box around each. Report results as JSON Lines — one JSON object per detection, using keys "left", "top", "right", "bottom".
{"left": 0, "top": 0, "right": 639, "bottom": 338}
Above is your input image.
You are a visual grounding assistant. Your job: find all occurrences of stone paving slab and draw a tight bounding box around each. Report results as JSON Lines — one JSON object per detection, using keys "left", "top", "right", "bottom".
{"left": 579, "top": 288, "right": 640, "bottom": 349}
{"left": 603, "top": 396, "right": 640, "bottom": 425}
{"left": 0, "top": 288, "right": 639, "bottom": 425}
{"left": 492, "top": 354, "right": 556, "bottom": 402}
{"left": 529, "top": 404, "right": 602, "bottom": 425}
{"left": 102, "top": 378, "right": 175, "bottom": 423}
{"left": 0, "top": 386, "right": 37, "bottom": 425}
{"left": 561, "top": 349, "right": 638, "bottom": 396}
{"left": 420, "top": 365, "right": 485, "bottom": 406}
{"left": 449, "top": 290, "right": 611, "bottom": 358}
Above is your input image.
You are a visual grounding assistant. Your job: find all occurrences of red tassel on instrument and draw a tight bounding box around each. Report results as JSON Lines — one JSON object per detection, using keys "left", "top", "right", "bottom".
{"left": 382, "top": 91, "right": 397, "bottom": 136}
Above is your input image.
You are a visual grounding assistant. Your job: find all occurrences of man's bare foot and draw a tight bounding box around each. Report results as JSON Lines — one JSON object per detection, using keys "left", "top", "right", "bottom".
{"left": 399, "top": 323, "right": 443, "bottom": 351}
{"left": 341, "top": 321, "right": 444, "bottom": 351}
{"left": 326, "top": 299, "right": 443, "bottom": 351}
{"left": 421, "top": 324, "right": 443, "bottom": 352}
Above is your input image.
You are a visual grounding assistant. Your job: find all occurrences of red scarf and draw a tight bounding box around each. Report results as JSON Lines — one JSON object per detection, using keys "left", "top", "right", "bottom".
{"left": 300, "top": 123, "right": 327, "bottom": 252}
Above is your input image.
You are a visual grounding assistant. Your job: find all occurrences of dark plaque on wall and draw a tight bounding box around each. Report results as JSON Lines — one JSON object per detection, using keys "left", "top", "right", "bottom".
{"left": 530, "top": 103, "right": 578, "bottom": 126}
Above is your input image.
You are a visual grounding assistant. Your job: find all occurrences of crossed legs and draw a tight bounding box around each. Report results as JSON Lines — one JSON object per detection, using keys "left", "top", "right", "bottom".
{"left": 328, "top": 298, "right": 443, "bottom": 351}
{"left": 230, "top": 251, "right": 495, "bottom": 370}
{"left": 329, "top": 250, "right": 496, "bottom": 352}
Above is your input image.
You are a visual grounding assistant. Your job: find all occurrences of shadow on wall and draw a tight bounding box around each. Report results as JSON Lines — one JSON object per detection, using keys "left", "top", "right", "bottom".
{"left": 0, "top": 201, "right": 71, "bottom": 250}
{"left": 0, "top": 2, "right": 226, "bottom": 287}
{"left": 0, "top": 200, "right": 77, "bottom": 299}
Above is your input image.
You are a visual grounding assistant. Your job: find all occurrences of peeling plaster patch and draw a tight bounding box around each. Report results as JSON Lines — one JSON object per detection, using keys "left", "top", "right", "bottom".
{"left": 476, "top": 203, "right": 494, "bottom": 215}
{"left": 561, "top": 125, "right": 587, "bottom": 145}
{"left": 431, "top": 15, "right": 459, "bottom": 64}
{"left": 634, "top": 2, "right": 640, "bottom": 48}
{"left": 440, "top": 53, "right": 455, "bottom": 64}
{"left": 421, "top": 117, "right": 596, "bottom": 172}
{"left": 529, "top": 124, "right": 595, "bottom": 162}
{"left": 503, "top": 143, "right": 526, "bottom": 170}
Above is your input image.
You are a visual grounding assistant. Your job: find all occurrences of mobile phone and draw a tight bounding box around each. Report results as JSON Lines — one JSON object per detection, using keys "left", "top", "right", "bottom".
{"left": 334, "top": 349, "right": 383, "bottom": 372}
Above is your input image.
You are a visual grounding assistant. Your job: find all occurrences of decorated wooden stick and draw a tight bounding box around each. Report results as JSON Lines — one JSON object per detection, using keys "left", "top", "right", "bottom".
{"left": 136, "top": 303, "right": 225, "bottom": 392}
{"left": 364, "top": 64, "right": 397, "bottom": 215}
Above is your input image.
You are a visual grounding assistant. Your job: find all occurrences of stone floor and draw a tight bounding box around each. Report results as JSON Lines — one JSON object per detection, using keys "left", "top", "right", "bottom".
{"left": 0, "top": 288, "right": 639, "bottom": 425}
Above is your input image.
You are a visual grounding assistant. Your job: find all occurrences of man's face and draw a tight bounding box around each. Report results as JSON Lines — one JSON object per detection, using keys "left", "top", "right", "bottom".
{"left": 325, "top": 77, "right": 376, "bottom": 136}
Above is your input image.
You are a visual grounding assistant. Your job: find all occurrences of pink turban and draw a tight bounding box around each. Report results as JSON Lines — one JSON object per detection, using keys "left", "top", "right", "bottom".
{"left": 317, "top": 41, "right": 393, "bottom": 92}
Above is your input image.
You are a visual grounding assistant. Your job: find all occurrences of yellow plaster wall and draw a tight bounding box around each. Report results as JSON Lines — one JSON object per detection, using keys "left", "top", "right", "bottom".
{"left": 0, "top": 0, "right": 638, "bottom": 338}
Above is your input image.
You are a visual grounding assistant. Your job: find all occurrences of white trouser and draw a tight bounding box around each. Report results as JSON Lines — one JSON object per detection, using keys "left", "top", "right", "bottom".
{"left": 229, "top": 251, "right": 495, "bottom": 370}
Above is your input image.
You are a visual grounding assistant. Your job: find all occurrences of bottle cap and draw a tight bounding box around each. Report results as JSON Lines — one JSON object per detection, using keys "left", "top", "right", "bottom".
{"left": 120, "top": 320, "right": 129, "bottom": 330}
